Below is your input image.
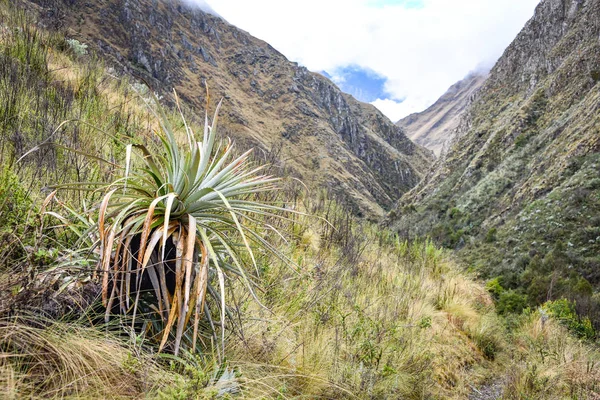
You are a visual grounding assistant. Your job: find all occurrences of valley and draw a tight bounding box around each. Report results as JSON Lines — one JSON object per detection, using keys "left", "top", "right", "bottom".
{"left": 1, "top": 0, "right": 599, "bottom": 398}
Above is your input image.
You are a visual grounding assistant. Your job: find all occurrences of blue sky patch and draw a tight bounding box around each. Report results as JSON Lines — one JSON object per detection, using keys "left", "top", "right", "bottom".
{"left": 323, "top": 65, "right": 396, "bottom": 103}
{"left": 366, "top": 0, "right": 425, "bottom": 9}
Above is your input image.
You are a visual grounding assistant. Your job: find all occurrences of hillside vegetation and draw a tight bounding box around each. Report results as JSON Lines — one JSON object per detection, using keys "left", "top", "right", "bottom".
{"left": 393, "top": 0, "right": 600, "bottom": 330}
{"left": 21, "top": 0, "right": 432, "bottom": 218}
{"left": 0, "top": 0, "right": 599, "bottom": 399}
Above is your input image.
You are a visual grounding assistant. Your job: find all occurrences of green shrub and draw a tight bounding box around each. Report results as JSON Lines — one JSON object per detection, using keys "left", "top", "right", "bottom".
{"left": 418, "top": 315, "right": 432, "bottom": 329}
{"left": 448, "top": 207, "right": 462, "bottom": 219}
{"left": 485, "top": 277, "right": 504, "bottom": 300}
{"left": 571, "top": 276, "right": 593, "bottom": 297}
{"left": 66, "top": 38, "right": 88, "bottom": 57}
{"left": 485, "top": 227, "right": 497, "bottom": 243}
{"left": 514, "top": 133, "right": 528, "bottom": 148}
{"left": 497, "top": 290, "right": 528, "bottom": 315}
{"left": 543, "top": 299, "right": 595, "bottom": 340}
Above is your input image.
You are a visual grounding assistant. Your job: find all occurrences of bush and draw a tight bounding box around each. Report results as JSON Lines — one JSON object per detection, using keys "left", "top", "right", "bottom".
{"left": 543, "top": 299, "right": 595, "bottom": 340}
{"left": 485, "top": 277, "right": 504, "bottom": 300}
{"left": 497, "top": 290, "right": 528, "bottom": 315}
{"left": 514, "top": 133, "right": 529, "bottom": 148}
{"left": 54, "top": 100, "right": 292, "bottom": 355}
{"left": 484, "top": 227, "right": 497, "bottom": 243}
{"left": 66, "top": 38, "right": 88, "bottom": 57}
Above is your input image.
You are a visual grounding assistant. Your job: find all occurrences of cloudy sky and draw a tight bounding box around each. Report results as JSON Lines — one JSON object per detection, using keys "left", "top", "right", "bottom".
{"left": 193, "top": 0, "right": 540, "bottom": 121}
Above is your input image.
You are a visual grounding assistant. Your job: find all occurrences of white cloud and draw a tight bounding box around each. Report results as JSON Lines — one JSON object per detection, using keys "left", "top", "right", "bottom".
{"left": 190, "top": 0, "right": 540, "bottom": 121}
{"left": 371, "top": 98, "right": 415, "bottom": 120}
{"left": 181, "top": 0, "right": 220, "bottom": 16}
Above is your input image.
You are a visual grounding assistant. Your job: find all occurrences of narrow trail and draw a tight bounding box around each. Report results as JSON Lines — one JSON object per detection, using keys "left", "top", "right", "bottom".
{"left": 469, "top": 380, "right": 504, "bottom": 400}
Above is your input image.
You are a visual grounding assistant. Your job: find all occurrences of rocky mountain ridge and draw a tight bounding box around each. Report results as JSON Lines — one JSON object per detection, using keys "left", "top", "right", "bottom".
{"left": 27, "top": 0, "right": 432, "bottom": 218}
{"left": 396, "top": 71, "right": 488, "bottom": 156}
{"left": 392, "top": 0, "right": 600, "bottom": 319}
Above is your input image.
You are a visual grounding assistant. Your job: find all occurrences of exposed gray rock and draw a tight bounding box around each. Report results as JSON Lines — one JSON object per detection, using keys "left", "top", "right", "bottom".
{"left": 397, "top": 72, "right": 488, "bottom": 156}
{"left": 31, "top": 0, "right": 433, "bottom": 217}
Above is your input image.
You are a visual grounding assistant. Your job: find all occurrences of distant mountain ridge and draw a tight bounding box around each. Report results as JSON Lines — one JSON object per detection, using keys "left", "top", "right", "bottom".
{"left": 396, "top": 72, "right": 488, "bottom": 156}
{"left": 391, "top": 0, "right": 600, "bottom": 320}
{"left": 27, "top": 0, "right": 432, "bottom": 218}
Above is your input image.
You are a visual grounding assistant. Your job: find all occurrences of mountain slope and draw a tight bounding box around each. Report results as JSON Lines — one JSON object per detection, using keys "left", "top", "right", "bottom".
{"left": 28, "top": 0, "right": 432, "bottom": 218}
{"left": 391, "top": 0, "right": 600, "bottom": 320}
{"left": 396, "top": 72, "right": 488, "bottom": 156}
{"left": 2, "top": 2, "right": 600, "bottom": 398}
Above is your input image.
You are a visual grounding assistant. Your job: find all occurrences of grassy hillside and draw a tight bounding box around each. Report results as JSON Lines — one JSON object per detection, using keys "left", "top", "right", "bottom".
{"left": 1, "top": 1, "right": 599, "bottom": 398}
{"left": 392, "top": 0, "right": 600, "bottom": 327}
{"left": 4, "top": 208, "right": 600, "bottom": 398}
{"left": 19, "top": 0, "right": 432, "bottom": 218}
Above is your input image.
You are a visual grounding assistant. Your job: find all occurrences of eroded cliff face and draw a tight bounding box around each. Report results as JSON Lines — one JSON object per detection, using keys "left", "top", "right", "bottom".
{"left": 392, "top": 0, "right": 600, "bottom": 305}
{"left": 489, "top": 0, "right": 588, "bottom": 96}
{"left": 29, "top": 0, "right": 432, "bottom": 217}
{"left": 397, "top": 72, "right": 488, "bottom": 156}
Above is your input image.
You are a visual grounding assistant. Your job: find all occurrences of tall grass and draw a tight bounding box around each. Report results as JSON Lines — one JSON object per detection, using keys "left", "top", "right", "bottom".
{"left": 0, "top": 317, "right": 178, "bottom": 399}
{"left": 0, "top": 2, "right": 156, "bottom": 203}
{"left": 502, "top": 311, "right": 600, "bottom": 399}
{"left": 0, "top": 1, "right": 166, "bottom": 276}
{"left": 205, "top": 195, "right": 502, "bottom": 398}
{"left": 3, "top": 200, "right": 600, "bottom": 398}
{"left": 1, "top": 2, "right": 599, "bottom": 399}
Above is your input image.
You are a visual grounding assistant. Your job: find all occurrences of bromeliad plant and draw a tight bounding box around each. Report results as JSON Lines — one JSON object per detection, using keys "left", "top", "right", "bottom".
{"left": 96, "top": 97, "right": 288, "bottom": 355}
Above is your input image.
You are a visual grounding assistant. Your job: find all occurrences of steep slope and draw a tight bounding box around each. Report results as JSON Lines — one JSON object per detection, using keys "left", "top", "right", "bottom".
{"left": 2, "top": 2, "right": 600, "bottom": 398}
{"left": 28, "top": 0, "right": 432, "bottom": 218}
{"left": 396, "top": 72, "right": 488, "bottom": 156}
{"left": 392, "top": 0, "right": 600, "bottom": 320}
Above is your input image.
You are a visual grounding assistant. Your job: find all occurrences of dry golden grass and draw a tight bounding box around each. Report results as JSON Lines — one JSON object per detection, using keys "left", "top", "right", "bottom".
{"left": 0, "top": 318, "right": 178, "bottom": 399}
{"left": 213, "top": 210, "right": 502, "bottom": 398}
{"left": 2, "top": 2, "right": 600, "bottom": 398}
{"left": 502, "top": 313, "right": 600, "bottom": 399}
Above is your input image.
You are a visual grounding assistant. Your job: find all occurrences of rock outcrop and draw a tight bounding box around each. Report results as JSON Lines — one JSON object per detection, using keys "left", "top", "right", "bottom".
{"left": 391, "top": 0, "right": 600, "bottom": 311}
{"left": 397, "top": 72, "right": 488, "bottom": 156}
{"left": 30, "top": 0, "right": 432, "bottom": 217}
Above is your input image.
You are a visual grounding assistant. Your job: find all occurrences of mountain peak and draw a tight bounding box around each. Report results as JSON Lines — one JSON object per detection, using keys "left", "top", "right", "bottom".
{"left": 31, "top": 0, "right": 433, "bottom": 217}
{"left": 392, "top": 0, "right": 600, "bottom": 323}
{"left": 396, "top": 71, "right": 488, "bottom": 156}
